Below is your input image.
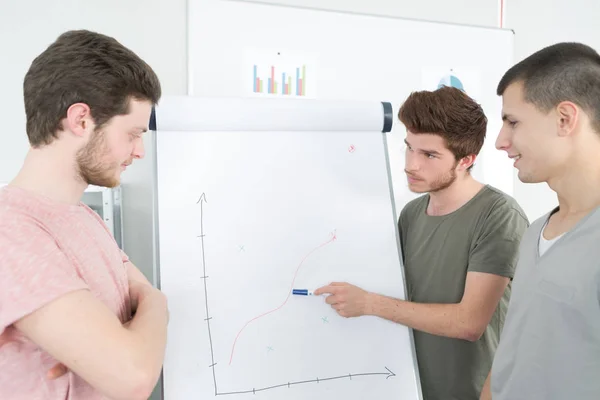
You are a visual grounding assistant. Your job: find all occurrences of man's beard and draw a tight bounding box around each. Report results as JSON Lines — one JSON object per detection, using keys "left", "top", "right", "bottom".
{"left": 428, "top": 167, "right": 457, "bottom": 193}
{"left": 409, "top": 162, "right": 458, "bottom": 194}
{"left": 75, "top": 130, "right": 120, "bottom": 188}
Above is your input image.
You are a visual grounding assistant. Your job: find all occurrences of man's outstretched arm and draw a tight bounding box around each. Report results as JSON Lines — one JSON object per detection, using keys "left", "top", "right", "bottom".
{"left": 315, "top": 271, "right": 509, "bottom": 342}
{"left": 316, "top": 199, "right": 527, "bottom": 341}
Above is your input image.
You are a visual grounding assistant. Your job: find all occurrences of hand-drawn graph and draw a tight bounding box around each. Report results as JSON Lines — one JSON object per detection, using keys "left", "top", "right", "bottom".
{"left": 197, "top": 192, "right": 398, "bottom": 396}
{"left": 229, "top": 229, "right": 338, "bottom": 365}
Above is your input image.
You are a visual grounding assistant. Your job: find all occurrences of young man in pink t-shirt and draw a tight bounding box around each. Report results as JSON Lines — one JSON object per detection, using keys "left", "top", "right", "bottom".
{"left": 0, "top": 30, "right": 169, "bottom": 400}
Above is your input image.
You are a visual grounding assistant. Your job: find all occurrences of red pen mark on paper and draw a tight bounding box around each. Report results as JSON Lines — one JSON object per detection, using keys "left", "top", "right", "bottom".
{"left": 228, "top": 230, "right": 337, "bottom": 365}
{"left": 348, "top": 145, "right": 356, "bottom": 153}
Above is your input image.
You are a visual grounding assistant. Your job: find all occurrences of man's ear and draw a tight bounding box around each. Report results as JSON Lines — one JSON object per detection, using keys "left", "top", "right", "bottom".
{"left": 556, "top": 101, "right": 578, "bottom": 138}
{"left": 457, "top": 154, "right": 476, "bottom": 171}
{"left": 63, "top": 103, "right": 94, "bottom": 138}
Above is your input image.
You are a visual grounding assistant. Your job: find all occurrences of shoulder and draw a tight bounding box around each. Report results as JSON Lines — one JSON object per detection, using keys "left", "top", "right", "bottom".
{"left": 520, "top": 208, "right": 554, "bottom": 240}
{"left": 399, "top": 194, "right": 428, "bottom": 221}
{"left": 529, "top": 209, "right": 553, "bottom": 228}
{"left": 0, "top": 210, "right": 60, "bottom": 262}
{"left": 0, "top": 200, "right": 46, "bottom": 239}
{"left": 465, "top": 186, "right": 530, "bottom": 244}
{"left": 476, "top": 185, "right": 529, "bottom": 223}
{"left": 0, "top": 186, "right": 61, "bottom": 227}
{"left": 0, "top": 187, "right": 85, "bottom": 252}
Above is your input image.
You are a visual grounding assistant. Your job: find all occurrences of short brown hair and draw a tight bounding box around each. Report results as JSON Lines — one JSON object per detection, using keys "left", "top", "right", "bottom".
{"left": 497, "top": 42, "right": 600, "bottom": 134}
{"left": 23, "top": 29, "right": 162, "bottom": 147}
{"left": 398, "top": 86, "right": 487, "bottom": 169}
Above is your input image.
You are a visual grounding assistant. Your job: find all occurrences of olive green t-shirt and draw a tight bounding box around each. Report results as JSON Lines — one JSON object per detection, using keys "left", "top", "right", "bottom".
{"left": 398, "top": 185, "right": 529, "bottom": 400}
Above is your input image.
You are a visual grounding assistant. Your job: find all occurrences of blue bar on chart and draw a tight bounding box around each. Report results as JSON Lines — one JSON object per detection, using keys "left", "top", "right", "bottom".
{"left": 253, "top": 65, "right": 258, "bottom": 92}
{"left": 253, "top": 65, "right": 264, "bottom": 93}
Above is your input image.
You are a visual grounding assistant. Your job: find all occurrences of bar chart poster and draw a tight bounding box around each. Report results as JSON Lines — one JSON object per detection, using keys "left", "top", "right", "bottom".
{"left": 243, "top": 48, "right": 317, "bottom": 98}
{"left": 421, "top": 67, "right": 482, "bottom": 101}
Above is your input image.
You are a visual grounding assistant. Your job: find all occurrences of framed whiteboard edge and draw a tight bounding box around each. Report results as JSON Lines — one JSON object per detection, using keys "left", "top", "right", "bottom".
{"left": 148, "top": 130, "right": 165, "bottom": 400}
{"left": 380, "top": 132, "right": 425, "bottom": 399}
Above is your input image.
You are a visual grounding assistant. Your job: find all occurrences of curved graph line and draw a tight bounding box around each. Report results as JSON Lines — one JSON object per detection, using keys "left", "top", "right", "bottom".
{"left": 228, "top": 230, "right": 337, "bottom": 365}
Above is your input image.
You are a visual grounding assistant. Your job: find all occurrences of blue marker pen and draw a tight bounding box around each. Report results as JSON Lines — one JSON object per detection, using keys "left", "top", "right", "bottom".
{"left": 292, "top": 289, "right": 314, "bottom": 296}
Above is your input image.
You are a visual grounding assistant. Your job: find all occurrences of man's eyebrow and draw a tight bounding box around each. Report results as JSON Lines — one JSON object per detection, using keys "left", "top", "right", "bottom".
{"left": 404, "top": 139, "right": 442, "bottom": 155}
{"left": 502, "top": 113, "right": 515, "bottom": 121}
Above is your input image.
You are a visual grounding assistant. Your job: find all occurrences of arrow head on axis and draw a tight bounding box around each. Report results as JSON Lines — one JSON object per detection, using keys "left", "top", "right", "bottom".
{"left": 384, "top": 367, "right": 395, "bottom": 379}
{"left": 197, "top": 193, "right": 207, "bottom": 204}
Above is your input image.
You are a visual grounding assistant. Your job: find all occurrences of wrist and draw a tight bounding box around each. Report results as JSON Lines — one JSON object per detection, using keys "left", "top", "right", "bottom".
{"left": 364, "top": 292, "right": 379, "bottom": 316}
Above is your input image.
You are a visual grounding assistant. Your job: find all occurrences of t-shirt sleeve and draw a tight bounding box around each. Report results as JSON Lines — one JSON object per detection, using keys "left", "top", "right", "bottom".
{"left": 0, "top": 221, "right": 89, "bottom": 334}
{"left": 468, "top": 199, "right": 529, "bottom": 278}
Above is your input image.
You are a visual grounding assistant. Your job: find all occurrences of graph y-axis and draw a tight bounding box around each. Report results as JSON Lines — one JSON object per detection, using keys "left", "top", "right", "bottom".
{"left": 197, "top": 193, "right": 218, "bottom": 395}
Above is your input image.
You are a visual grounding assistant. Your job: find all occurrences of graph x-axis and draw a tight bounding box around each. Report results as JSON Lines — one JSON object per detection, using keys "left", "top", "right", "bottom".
{"left": 214, "top": 366, "right": 396, "bottom": 396}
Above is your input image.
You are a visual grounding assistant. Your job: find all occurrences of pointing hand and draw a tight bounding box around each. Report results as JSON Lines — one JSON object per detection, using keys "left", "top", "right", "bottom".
{"left": 314, "top": 282, "right": 373, "bottom": 318}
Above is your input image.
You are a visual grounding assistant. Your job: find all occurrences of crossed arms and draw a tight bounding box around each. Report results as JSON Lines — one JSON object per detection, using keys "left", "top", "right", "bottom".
{"left": 12, "top": 261, "right": 169, "bottom": 400}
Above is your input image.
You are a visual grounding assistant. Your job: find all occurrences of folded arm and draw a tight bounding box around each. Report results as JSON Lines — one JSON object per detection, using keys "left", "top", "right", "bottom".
{"left": 0, "top": 222, "right": 168, "bottom": 400}
{"left": 15, "top": 271, "right": 168, "bottom": 400}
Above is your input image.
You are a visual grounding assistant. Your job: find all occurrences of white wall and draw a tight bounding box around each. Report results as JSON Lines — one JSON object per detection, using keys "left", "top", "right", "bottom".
{"left": 3, "top": 0, "right": 599, "bottom": 224}
{"left": 0, "top": 0, "right": 499, "bottom": 186}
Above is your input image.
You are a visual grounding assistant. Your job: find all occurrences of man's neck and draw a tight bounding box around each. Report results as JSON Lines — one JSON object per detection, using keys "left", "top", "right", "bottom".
{"left": 10, "top": 147, "right": 87, "bottom": 205}
{"left": 426, "top": 175, "right": 485, "bottom": 216}
{"left": 548, "top": 147, "right": 600, "bottom": 216}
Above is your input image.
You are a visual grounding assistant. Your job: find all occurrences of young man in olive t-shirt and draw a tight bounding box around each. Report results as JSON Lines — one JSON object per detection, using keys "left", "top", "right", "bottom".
{"left": 315, "top": 87, "right": 529, "bottom": 400}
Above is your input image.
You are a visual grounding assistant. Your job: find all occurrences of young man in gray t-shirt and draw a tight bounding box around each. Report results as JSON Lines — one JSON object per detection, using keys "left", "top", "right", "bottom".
{"left": 480, "top": 42, "right": 600, "bottom": 400}
{"left": 315, "top": 87, "right": 529, "bottom": 400}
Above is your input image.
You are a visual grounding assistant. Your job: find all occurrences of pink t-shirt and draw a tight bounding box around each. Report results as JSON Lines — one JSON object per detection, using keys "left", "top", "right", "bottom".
{"left": 0, "top": 185, "right": 132, "bottom": 399}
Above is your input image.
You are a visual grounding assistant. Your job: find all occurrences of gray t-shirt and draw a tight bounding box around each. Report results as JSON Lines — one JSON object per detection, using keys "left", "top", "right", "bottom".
{"left": 491, "top": 206, "right": 600, "bottom": 399}
{"left": 399, "top": 185, "right": 529, "bottom": 400}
